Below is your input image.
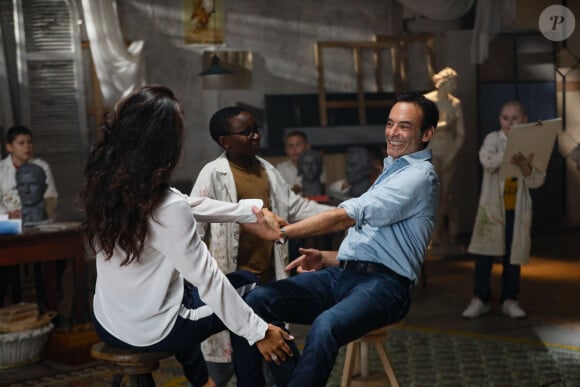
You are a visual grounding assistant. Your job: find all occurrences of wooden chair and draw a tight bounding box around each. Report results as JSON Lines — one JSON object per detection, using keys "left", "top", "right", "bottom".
{"left": 90, "top": 342, "right": 172, "bottom": 387}
{"left": 341, "top": 322, "right": 402, "bottom": 387}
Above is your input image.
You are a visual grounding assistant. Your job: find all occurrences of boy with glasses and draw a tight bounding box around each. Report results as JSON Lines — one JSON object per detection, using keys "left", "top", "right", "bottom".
{"left": 190, "top": 106, "right": 333, "bottom": 386}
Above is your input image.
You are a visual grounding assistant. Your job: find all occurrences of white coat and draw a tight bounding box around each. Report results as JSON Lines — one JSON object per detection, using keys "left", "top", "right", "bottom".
{"left": 468, "top": 130, "right": 545, "bottom": 264}
{"left": 191, "top": 152, "right": 333, "bottom": 362}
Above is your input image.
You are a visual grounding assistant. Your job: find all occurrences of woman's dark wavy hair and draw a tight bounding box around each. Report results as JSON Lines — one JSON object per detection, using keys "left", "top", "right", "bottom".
{"left": 80, "top": 85, "right": 183, "bottom": 265}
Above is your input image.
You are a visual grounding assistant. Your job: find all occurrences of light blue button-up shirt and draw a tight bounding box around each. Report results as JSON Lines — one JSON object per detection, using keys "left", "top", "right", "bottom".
{"left": 337, "top": 148, "right": 439, "bottom": 283}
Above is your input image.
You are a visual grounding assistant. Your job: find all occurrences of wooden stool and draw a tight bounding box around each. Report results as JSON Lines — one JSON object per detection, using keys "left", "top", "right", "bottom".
{"left": 90, "top": 342, "right": 172, "bottom": 387}
{"left": 341, "top": 323, "right": 401, "bottom": 387}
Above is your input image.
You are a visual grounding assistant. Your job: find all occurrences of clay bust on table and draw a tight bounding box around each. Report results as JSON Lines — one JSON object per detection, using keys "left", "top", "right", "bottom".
{"left": 297, "top": 149, "right": 324, "bottom": 197}
{"left": 16, "top": 162, "right": 48, "bottom": 224}
{"left": 345, "top": 146, "right": 374, "bottom": 197}
{"left": 424, "top": 67, "right": 466, "bottom": 247}
{"left": 327, "top": 146, "right": 382, "bottom": 203}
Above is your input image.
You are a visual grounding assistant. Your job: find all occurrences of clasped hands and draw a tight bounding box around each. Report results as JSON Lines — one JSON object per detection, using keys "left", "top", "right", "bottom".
{"left": 240, "top": 207, "right": 288, "bottom": 241}
{"left": 244, "top": 206, "right": 335, "bottom": 273}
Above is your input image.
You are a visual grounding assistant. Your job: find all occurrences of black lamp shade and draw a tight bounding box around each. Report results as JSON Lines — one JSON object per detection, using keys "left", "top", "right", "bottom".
{"left": 198, "top": 54, "right": 233, "bottom": 76}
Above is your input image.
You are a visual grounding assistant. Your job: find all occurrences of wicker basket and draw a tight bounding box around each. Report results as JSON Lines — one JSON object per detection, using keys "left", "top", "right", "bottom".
{"left": 0, "top": 319, "right": 54, "bottom": 369}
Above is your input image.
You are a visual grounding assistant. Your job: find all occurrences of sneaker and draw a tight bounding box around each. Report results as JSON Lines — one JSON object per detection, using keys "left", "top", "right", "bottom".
{"left": 462, "top": 297, "right": 490, "bottom": 319}
{"left": 501, "top": 300, "right": 527, "bottom": 319}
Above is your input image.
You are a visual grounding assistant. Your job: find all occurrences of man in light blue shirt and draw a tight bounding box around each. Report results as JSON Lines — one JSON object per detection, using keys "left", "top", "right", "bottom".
{"left": 232, "top": 93, "right": 440, "bottom": 387}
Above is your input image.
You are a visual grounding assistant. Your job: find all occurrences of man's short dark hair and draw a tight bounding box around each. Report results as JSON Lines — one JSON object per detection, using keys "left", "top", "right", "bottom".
{"left": 396, "top": 92, "right": 439, "bottom": 134}
{"left": 209, "top": 106, "right": 245, "bottom": 143}
{"left": 7, "top": 125, "right": 32, "bottom": 144}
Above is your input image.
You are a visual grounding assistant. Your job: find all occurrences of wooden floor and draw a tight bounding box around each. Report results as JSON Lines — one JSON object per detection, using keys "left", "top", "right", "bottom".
{"left": 1, "top": 227, "right": 579, "bottom": 384}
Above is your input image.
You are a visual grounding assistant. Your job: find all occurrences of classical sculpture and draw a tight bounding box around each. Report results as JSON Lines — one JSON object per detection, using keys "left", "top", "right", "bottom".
{"left": 424, "top": 67, "right": 466, "bottom": 247}
{"left": 297, "top": 149, "right": 324, "bottom": 197}
{"left": 16, "top": 163, "right": 48, "bottom": 224}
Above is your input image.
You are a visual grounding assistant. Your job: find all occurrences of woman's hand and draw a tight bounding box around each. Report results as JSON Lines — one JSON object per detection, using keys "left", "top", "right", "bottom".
{"left": 255, "top": 324, "right": 294, "bottom": 365}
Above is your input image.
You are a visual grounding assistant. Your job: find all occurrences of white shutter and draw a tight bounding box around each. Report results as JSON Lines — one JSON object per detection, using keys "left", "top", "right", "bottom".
{"left": 11, "top": 0, "right": 88, "bottom": 219}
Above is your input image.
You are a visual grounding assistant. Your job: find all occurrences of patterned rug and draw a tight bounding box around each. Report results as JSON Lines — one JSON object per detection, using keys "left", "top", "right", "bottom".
{"left": 5, "top": 326, "right": 580, "bottom": 386}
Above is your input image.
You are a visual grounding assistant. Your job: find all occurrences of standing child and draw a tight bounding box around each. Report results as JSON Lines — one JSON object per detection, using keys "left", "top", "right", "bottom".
{"left": 463, "top": 101, "right": 545, "bottom": 319}
{"left": 191, "top": 107, "right": 333, "bottom": 386}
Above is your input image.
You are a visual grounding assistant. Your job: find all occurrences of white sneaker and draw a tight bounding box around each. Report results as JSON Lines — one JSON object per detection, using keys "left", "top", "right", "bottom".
{"left": 501, "top": 300, "right": 527, "bottom": 319}
{"left": 462, "top": 297, "right": 490, "bottom": 319}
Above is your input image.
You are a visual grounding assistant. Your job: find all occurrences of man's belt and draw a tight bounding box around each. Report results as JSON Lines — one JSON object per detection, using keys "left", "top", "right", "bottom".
{"left": 339, "top": 260, "right": 412, "bottom": 288}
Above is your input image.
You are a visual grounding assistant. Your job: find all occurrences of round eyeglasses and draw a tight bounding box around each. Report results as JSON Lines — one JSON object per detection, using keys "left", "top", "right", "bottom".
{"left": 226, "top": 126, "right": 260, "bottom": 139}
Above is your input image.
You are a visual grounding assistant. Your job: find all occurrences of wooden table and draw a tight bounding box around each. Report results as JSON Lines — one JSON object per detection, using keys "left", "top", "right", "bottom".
{"left": 0, "top": 226, "right": 89, "bottom": 327}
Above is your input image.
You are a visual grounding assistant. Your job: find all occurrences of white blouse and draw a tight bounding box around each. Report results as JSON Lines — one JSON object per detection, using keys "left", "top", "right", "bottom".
{"left": 92, "top": 188, "right": 267, "bottom": 346}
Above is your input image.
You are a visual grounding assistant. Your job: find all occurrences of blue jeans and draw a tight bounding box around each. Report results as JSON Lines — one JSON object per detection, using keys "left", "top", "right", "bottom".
{"left": 473, "top": 210, "right": 520, "bottom": 303}
{"left": 231, "top": 266, "right": 411, "bottom": 387}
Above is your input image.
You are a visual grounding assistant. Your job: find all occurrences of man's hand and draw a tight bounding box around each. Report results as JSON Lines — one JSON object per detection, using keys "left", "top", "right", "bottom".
{"left": 255, "top": 324, "right": 294, "bottom": 365}
{"left": 285, "top": 248, "right": 325, "bottom": 273}
{"left": 241, "top": 207, "right": 288, "bottom": 241}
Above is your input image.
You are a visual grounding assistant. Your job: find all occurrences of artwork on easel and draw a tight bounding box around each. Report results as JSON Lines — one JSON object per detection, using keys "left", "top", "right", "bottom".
{"left": 499, "top": 118, "right": 561, "bottom": 179}
{"left": 183, "top": 0, "right": 224, "bottom": 45}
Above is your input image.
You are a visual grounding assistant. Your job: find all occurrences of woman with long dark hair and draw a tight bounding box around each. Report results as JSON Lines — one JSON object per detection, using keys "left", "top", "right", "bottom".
{"left": 81, "top": 85, "right": 292, "bottom": 387}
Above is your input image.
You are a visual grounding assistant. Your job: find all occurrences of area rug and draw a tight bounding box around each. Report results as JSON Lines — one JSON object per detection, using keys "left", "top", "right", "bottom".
{"left": 326, "top": 326, "right": 580, "bottom": 386}
{"left": 6, "top": 326, "right": 580, "bottom": 386}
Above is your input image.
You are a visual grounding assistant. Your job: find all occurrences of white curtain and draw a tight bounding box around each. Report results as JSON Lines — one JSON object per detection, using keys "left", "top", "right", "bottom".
{"left": 397, "top": 0, "right": 475, "bottom": 21}
{"left": 470, "top": 0, "right": 517, "bottom": 64}
{"left": 81, "top": 0, "right": 146, "bottom": 109}
{"left": 397, "top": 0, "right": 518, "bottom": 64}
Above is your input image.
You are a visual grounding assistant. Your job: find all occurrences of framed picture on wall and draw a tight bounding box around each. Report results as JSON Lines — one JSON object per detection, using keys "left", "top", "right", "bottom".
{"left": 183, "top": 0, "right": 224, "bottom": 45}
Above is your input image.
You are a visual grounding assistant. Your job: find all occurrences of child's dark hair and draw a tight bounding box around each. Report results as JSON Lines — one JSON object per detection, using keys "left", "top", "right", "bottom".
{"left": 209, "top": 106, "right": 245, "bottom": 143}
{"left": 7, "top": 126, "right": 32, "bottom": 143}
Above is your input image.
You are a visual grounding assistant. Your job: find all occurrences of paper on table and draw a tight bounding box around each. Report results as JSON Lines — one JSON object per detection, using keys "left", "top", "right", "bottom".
{"left": 33, "top": 221, "right": 81, "bottom": 231}
{"left": 499, "top": 118, "right": 561, "bottom": 179}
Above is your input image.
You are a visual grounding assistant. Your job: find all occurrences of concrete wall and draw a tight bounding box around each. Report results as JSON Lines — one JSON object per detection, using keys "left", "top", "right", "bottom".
{"left": 113, "top": 0, "right": 578, "bottom": 232}
{"left": 116, "top": 0, "right": 403, "bottom": 181}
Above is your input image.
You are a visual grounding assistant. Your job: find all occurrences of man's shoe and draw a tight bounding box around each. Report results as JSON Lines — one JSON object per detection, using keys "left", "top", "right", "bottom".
{"left": 501, "top": 300, "right": 527, "bottom": 319}
{"left": 462, "top": 297, "right": 490, "bottom": 319}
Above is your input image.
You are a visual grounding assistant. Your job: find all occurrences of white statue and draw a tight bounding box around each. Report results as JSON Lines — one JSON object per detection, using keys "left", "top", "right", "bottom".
{"left": 424, "top": 67, "right": 466, "bottom": 247}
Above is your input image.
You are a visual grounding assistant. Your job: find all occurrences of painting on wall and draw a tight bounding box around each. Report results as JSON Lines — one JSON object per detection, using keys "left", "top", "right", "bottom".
{"left": 183, "top": 0, "right": 224, "bottom": 45}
